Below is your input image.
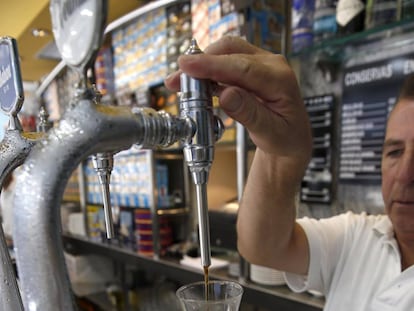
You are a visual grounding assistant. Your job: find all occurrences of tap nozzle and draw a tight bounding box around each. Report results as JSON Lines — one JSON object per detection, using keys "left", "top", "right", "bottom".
{"left": 179, "top": 38, "right": 224, "bottom": 268}
{"left": 89, "top": 85, "right": 115, "bottom": 239}
{"left": 92, "top": 152, "right": 115, "bottom": 239}
{"left": 37, "top": 105, "right": 53, "bottom": 132}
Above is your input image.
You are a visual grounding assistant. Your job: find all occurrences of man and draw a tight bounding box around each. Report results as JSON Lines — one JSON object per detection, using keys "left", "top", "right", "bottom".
{"left": 165, "top": 36, "right": 414, "bottom": 310}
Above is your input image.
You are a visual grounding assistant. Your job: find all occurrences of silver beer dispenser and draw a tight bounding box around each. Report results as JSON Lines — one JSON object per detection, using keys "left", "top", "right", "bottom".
{"left": 12, "top": 1, "right": 223, "bottom": 310}
{"left": 0, "top": 36, "right": 50, "bottom": 311}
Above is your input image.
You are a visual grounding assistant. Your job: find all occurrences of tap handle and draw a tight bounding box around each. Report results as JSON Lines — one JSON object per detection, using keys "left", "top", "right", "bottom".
{"left": 179, "top": 38, "right": 223, "bottom": 184}
{"left": 179, "top": 39, "right": 225, "bottom": 269}
{"left": 0, "top": 37, "right": 24, "bottom": 129}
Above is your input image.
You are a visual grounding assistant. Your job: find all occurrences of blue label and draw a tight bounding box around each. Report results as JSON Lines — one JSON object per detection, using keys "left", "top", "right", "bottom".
{"left": 0, "top": 37, "right": 23, "bottom": 115}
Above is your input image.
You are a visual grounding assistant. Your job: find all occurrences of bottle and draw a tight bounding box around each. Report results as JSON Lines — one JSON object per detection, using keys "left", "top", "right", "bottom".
{"left": 336, "top": 0, "right": 366, "bottom": 35}
{"left": 313, "top": 0, "right": 338, "bottom": 42}
{"left": 291, "top": 0, "right": 316, "bottom": 53}
{"left": 365, "top": 0, "right": 399, "bottom": 29}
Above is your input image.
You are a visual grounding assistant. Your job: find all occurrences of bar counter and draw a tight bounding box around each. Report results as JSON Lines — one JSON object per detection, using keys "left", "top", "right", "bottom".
{"left": 63, "top": 234, "right": 324, "bottom": 311}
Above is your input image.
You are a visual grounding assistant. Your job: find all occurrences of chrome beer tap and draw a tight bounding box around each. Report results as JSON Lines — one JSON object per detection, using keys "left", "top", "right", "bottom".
{"left": 90, "top": 85, "right": 116, "bottom": 239}
{"left": 13, "top": 89, "right": 196, "bottom": 311}
{"left": 0, "top": 36, "right": 46, "bottom": 311}
{"left": 37, "top": 103, "right": 53, "bottom": 133}
{"left": 179, "top": 39, "right": 224, "bottom": 269}
{"left": 12, "top": 1, "right": 223, "bottom": 310}
{"left": 91, "top": 151, "right": 115, "bottom": 237}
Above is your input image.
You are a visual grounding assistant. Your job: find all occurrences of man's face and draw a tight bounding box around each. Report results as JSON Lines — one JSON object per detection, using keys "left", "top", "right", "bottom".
{"left": 382, "top": 98, "right": 414, "bottom": 243}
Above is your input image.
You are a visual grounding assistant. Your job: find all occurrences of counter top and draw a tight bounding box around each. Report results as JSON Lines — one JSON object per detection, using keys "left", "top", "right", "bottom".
{"left": 63, "top": 234, "right": 324, "bottom": 311}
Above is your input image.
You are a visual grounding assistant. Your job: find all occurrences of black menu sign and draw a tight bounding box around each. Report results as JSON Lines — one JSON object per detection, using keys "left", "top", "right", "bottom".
{"left": 301, "top": 94, "right": 334, "bottom": 204}
{"left": 339, "top": 53, "right": 414, "bottom": 183}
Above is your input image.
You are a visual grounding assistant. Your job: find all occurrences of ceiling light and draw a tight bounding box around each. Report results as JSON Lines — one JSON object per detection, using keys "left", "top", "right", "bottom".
{"left": 32, "top": 28, "right": 51, "bottom": 38}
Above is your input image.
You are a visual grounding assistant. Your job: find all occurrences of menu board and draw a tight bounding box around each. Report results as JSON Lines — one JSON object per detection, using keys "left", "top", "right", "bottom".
{"left": 301, "top": 94, "right": 334, "bottom": 204}
{"left": 339, "top": 53, "right": 414, "bottom": 183}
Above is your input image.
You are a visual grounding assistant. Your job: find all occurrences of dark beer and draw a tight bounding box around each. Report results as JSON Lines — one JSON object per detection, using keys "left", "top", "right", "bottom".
{"left": 203, "top": 265, "right": 209, "bottom": 301}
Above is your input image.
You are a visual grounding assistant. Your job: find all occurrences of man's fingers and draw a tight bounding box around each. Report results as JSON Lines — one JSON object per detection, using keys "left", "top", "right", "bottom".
{"left": 177, "top": 52, "right": 290, "bottom": 101}
{"left": 164, "top": 36, "right": 285, "bottom": 99}
{"left": 219, "top": 86, "right": 292, "bottom": 155}
{"left": 219, "top": 87, "right": 274, "bottom": 133}
{"left": 204, "top": 36, "right": 269, "bottom": 56}
{"left": 164, "top": 70, "right": 181, "bottom": 92}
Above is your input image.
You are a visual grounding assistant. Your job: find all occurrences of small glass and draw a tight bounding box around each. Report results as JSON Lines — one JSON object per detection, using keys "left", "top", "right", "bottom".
{"left": 176, "top": 280, "right": 243, "bottom": 311}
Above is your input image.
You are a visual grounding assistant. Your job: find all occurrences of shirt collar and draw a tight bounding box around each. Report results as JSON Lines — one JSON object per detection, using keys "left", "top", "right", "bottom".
{"left": 372, "top": 215, "right": 401, "bottom": 255}
{"left": 373, "top": 215, "right": 394, "bottom": 239}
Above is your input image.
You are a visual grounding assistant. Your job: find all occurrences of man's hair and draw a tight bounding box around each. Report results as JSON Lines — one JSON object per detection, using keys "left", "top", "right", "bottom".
{"left": 397, "top": 74, "right": 414, "bottom": 100}
{"left": 385, "top": 74, "right": 414, "bottom": 128}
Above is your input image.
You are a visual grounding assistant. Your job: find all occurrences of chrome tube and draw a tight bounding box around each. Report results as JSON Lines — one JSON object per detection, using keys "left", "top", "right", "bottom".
{"left": 179, "top": 39, "right": 224, "bottom": 268}
{"left": 0, "top": 225, "right": 21, "bottom": 311}
{"left": 13, "top": 99, "right": 192, "bottom": 311}
{"left": 236, "top": 122, "right": 250, "bottom": 282}
{"left": 0, "top": 35, "right": 44, "bottom": 311}
{"left": 91, "top": 152, "right": 115, "bottom": 238}
{"left": 0, "top": 129, "right": 40, "bottom": 311}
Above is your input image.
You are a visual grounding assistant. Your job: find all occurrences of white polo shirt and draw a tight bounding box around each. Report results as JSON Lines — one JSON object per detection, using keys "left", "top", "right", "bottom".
{"left": 284, "top": 212, "right": 414, "bottom": 311}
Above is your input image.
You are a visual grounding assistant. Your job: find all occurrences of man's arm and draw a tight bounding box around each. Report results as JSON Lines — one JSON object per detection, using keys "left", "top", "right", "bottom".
{"left": 237, "top": 150, "right": 310, "bottom": 274}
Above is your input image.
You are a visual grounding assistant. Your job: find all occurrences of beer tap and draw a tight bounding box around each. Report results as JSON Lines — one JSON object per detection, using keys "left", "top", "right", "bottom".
{"left": 11, "top": 2, "right": 223, "bottom": 311}
{"left": 0, "top": 36, "right": 45, "bottom": 311}
{"left": 55, "top": 0, "right": 116, "bottom": 240}
{"left": 179, "top": 39, "right": 224, "bottom": 269}
{"left": 90, "top": 83, "right": 116, "bottom": 239}
{"left": 92, "top": 150, "right": 115, "bottom": 237}
{"left": 37, "top": 103, "right": 53, "bottom": 133}
{"left": 13, "top": 81, "right": 199, "bottom": 311}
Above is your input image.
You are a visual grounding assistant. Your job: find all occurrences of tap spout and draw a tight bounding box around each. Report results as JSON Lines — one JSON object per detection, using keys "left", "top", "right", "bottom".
{"left": 92, "top": 152, "right": 115, "bottom": 238}
{"left": 179, "top": 39, "right": 224, "bottom": 268}
{"left": 0, "top": 129, "right": 41, "bottom": 311}
{"left": 13, "top": 99, "right": 193, "bottom": 311}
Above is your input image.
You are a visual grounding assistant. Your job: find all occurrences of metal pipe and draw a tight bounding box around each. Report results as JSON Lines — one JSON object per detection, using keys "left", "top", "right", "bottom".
{"left": 148, "top": 152, "right": 161, "bottom": 258}
{"left": 13, "top": 98, "right": 193, "bottom": 311}
{"left": 236, "top": 122, "right": 248, "bottom": 201}
{"left": 236, "top": 122, "right": 250, "bottom": 282}
{"left": 195, "top": 183, "right": 210, "bottom": 267}
{"left": 91, "top": 152, "right": 115, "bottom": 238}
{"left": 0, "top": 35, "right": 45, "bottom": 311}
{"left": 179, "top": 39, "right": 224, "bottom": 269}
{"left": 0, "top": 129, "right": 41, "bottom": 311}
{"left": 0, "top": 225, "right": 21, "bottom": 311}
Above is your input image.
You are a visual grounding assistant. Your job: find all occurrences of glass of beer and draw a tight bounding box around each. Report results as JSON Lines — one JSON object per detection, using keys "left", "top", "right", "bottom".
{"left": 176, "top": 280, "right": 243, "bottom": 310}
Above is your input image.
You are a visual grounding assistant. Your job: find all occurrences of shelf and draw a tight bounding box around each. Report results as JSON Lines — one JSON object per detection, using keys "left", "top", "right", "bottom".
{"left": 156, "top": 207, "right": 189, "bottom": 216}
{"left": 153, "top": 151, "right": 183, "bottom": 160}
{"left": 86, "top": 203, "right": 189, "bottom": 216}
{"left": 290, "top": 18, "right": 414, "bottom": 61}
{"left": 63, "top": 234, "right": 324, "bottom": 311}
